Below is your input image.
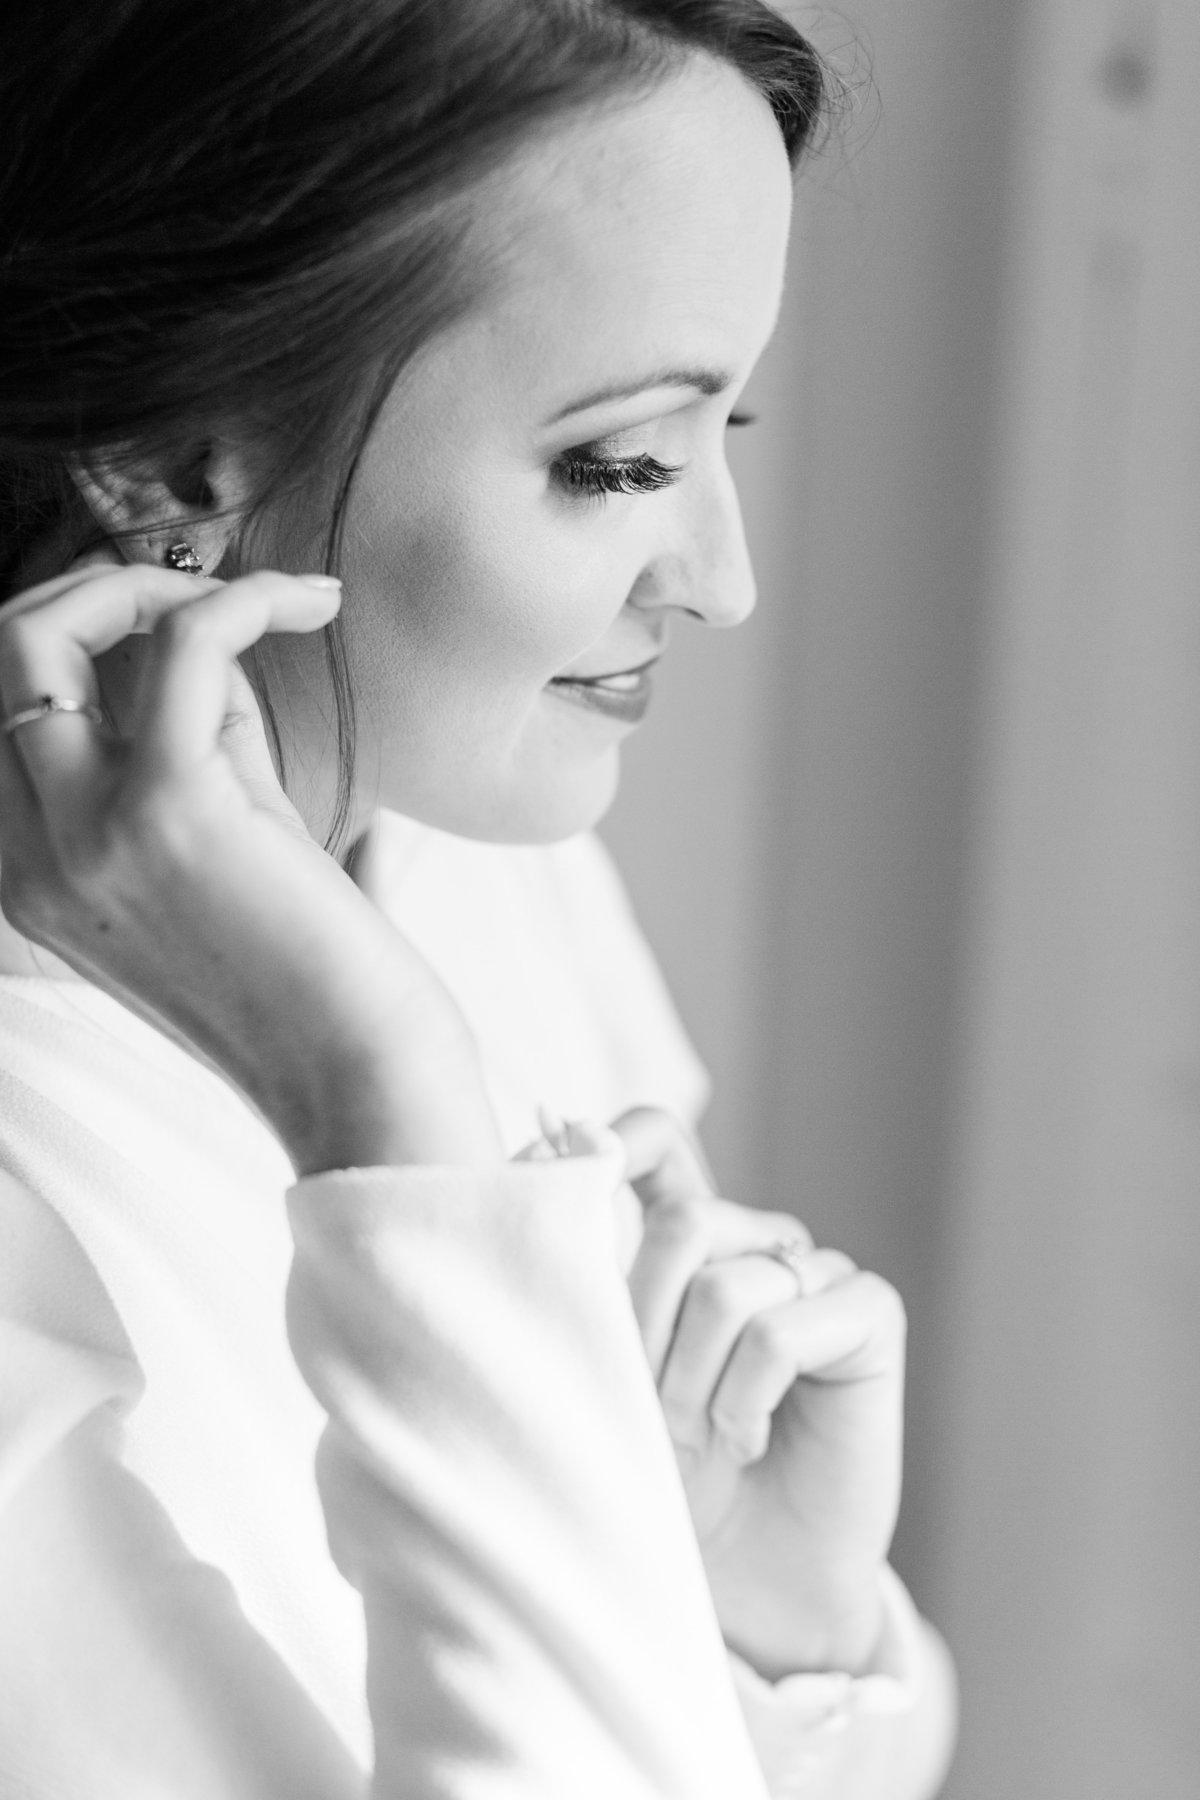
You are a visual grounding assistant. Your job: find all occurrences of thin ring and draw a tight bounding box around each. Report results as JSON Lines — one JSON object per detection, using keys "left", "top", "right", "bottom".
{"left": 762, "top": 1238, "right": 811, "bottom": 1287}
{"left": 1, "top": 694, "right": 105, "bottom": 736}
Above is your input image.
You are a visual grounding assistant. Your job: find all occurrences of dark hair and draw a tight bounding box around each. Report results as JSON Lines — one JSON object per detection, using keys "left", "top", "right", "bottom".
{"left": 0, "top": 0, "right": 829, "bottom": 854}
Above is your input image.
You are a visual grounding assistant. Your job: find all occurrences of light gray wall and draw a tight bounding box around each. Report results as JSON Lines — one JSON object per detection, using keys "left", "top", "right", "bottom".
{"left": 925, "top": 3, "right": 1200, "bottom": 1795}
{"left": 601, "top": 0, "right": 1022, "bottom": 1612}
{"left": 605, "top": 4, "right": 1200, "bottom": 1796}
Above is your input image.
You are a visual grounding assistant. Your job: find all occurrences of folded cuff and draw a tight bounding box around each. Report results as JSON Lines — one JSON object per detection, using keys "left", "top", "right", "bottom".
{"left": 727, "top": 1565, "right": 924, "bottom": 1791}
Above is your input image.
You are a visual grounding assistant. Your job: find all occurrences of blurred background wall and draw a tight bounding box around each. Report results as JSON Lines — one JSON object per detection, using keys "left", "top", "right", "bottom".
{"left": 601, "top": 1, "right": 1200, "bottom": 1794}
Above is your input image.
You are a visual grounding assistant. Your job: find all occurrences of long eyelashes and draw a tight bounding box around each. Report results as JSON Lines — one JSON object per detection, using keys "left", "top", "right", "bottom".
{"left": 554, "top": 410, "right": 758, "bottom": 502}
{"left": 558, "top": 451, "right": 682, "bottom": 498}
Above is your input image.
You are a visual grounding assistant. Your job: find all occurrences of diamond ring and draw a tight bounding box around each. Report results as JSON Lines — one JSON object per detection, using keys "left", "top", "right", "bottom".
{"left": 2, "top": 694, "right": 105, "bottom": 735}
{"left": 763, "top": 1238, "right": 811, "bottom": 1286}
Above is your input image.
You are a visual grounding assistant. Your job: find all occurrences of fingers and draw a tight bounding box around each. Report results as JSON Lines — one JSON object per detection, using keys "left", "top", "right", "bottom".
{"left": 770, "top": 1245, "right": 858, "bottom": 1300}
{"left": 608, "top": 1107, "right": 903, "bottom": 1477}
{"left": 629, "top": 1199, "right": 814, "bottom": 1378}
{"left": 0, "top": 565, "right": 339, "bottom": 824}
{"left": 611, "top": 1105, "right": 812, "bottom": 1378}
{"left": 633, "top": 1218, "right": 814, "bottom": 1384}
{"left": 611, "top": 1104, "right": 714, "bottom": 1207}
{"left": 0, "top": 562, "right": 221, "bottom": 640}
{"left": 708, "top": 1265, "right": 907, "bottom": 1466}
{"left": 658, "top": 1251, "right": 810, "bottom": 1453}
{"left": 0, "top": 569, "right": 180, "bottom": 815}
{"left": 214, "top": 660, "right": 309, "bottom": 830}
{"left": 129, "top": 573, "right": 338, "bottom": 788}
{"left": 513, "top": 1115, "right": 616, "bottom": 1163}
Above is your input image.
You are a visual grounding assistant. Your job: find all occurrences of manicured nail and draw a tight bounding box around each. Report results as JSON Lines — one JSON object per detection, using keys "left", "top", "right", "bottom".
{"left": 536, "top": 1105, "right": 572, "bottom": 1157}
{"left": 297, "top": 573, "right": 343, "bottom": 589}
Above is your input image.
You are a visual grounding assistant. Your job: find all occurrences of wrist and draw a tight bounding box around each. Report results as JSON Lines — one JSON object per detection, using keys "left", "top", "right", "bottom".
{"left": 722, "top": 1569, "right": 887, "bottom": 1682}
{"left": 274, "top": 1029, "right": 505, "bottom": 1178}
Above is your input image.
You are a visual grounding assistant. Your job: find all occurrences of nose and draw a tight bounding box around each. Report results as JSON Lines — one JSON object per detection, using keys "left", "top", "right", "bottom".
{"left": 629, "top": 458, "right": 757, "bottom": 629}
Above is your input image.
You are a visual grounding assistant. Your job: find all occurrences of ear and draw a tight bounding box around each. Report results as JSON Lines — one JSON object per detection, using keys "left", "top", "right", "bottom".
{"left": 68, "top": 438, "right": 257, "bottom": 575}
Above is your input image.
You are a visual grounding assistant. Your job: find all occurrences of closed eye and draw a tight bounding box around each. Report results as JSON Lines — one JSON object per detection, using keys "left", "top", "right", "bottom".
{"left": 552, "top": 410, "right": 755, "bottom": 501}
{"left": 555, "top": 451, "right": 683, "bottom": 500}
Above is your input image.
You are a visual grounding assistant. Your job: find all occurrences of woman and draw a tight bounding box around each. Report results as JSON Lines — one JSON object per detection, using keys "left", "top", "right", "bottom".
{"left": 0, "top": 2, "right": 955, "bottom": 1795}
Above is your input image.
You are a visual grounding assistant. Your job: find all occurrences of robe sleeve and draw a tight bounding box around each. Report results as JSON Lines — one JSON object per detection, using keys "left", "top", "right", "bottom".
{"left": 0, "top": 1136, "right": 952, "bottom": 1800}
{"left": 286, "top": 1139, "right": 771, "bottom": 1798}
{"left": 287, "top": 1141, "right": 957, "bottom": 1800}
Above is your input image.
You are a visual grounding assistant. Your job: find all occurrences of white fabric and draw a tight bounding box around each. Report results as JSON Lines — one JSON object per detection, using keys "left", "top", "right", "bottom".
{"left": 350, "top": 813, "right": 712, "bottom": 1151}
{"left": 0, "top": 814, "right": 954, "bottom": 1795}
{"left": 289, "top": 1147, "right": 771, "bottom": 1799}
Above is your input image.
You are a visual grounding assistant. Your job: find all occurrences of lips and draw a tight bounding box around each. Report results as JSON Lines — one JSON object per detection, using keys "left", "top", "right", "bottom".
{"left": 548, "top": 652, "right": 661, "bottom": 689}
{"left": 546, "top": 653, "right": 660, "bottom": 725}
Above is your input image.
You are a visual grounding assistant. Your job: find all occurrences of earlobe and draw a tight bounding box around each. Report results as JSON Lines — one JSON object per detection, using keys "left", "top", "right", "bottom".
{"left": 67, "top": 439, "right": 251, "bottom": 570}
{"left": 163, "top": 542, "right": 207, "bottom": 575}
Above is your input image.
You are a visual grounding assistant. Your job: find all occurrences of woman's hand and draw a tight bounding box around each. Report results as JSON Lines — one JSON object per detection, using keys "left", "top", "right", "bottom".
{"left": 611, "top": 1107, "right": 906, "bottom": 1682}
{"left": 0, "top": 559, "right": 503, "bottom": 1175}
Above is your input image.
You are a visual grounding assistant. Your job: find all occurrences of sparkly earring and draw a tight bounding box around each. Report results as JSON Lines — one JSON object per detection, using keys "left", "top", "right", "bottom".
{"left": 163, "top": 541, "right": 205, "bottom": 575}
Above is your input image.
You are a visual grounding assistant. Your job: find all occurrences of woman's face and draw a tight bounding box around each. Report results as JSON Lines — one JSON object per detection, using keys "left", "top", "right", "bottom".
{"left": 277, "top": 54, "right": 794, "bottom": 844}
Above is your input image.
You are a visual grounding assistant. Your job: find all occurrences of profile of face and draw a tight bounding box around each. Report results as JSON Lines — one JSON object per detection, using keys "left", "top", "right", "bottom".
{"left": 267, "top": 53, "right": 794, "bottom": 846}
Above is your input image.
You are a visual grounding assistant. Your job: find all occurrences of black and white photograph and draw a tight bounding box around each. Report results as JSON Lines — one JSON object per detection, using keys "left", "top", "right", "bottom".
{"left": 0, "top": 3, "right": 1194, "bottom": 1796}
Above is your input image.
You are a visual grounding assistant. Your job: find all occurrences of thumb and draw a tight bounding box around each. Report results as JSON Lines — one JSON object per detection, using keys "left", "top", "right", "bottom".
{"left": 220, "top": 660, "right": 310, "bottom": 835}
{"left": 609, "top": 1105, "right": 715, "bottom": 1209}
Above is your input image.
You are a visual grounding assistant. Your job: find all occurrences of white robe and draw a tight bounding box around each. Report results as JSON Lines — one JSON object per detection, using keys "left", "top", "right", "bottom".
{"left": 0, "top": 815, "right": 954, "bottom": 1797}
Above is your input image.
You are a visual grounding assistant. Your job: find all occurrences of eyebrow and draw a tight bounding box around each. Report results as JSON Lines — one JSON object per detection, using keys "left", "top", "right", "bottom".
{"left": 543, "top": 365, "right": 733, "bottom": 426}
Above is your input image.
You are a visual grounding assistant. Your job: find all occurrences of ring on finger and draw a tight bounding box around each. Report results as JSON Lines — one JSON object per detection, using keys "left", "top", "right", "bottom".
{"left": 762, "top": 1237, "right": 813, "bottom": 1290}
{"left": 2, "top": 694, "right": 105, "bottom": 735}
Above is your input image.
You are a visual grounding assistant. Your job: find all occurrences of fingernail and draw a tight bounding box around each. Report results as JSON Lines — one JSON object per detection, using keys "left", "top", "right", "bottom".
{"left": 297, "top": 574, "right": 343, "bottom": 589}
{"left": 536, "top": 1105, "right": 571, "bottom": 1156}
{"left": 713, "top": 1421, "right": 766, "bottom": 1466}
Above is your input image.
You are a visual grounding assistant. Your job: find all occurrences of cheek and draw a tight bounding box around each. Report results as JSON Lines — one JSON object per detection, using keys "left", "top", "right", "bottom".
{"left": 350, "top": 488, "right": 637, "bottom": 714}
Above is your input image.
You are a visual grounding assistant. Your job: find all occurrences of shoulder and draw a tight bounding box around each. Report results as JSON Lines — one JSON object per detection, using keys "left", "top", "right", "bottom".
{"left": 538, "top": 833, "right": 713, "bottom": 1125}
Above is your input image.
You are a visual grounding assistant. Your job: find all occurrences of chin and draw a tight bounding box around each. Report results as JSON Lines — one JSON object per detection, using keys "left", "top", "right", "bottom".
{"left": 383, "top": 746, "right": 622, "bottom": 846}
